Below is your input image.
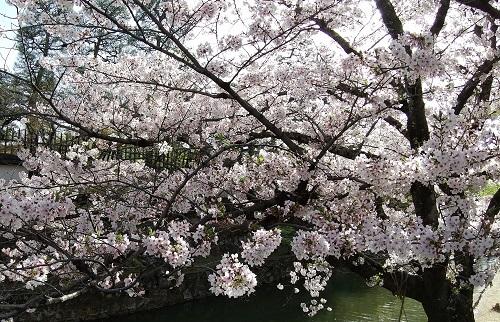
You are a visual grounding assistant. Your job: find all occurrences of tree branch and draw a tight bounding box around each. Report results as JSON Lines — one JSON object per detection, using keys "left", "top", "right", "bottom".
{"left": 482, "top": 187, "right": 500, "bottom": 234}
{"left": 374, "top": 0, "right": 404, "bottom": 39}
{"left": 383, "top": 115, "right": 408, "bottom": 138}
{"left": 454, "top": 56, "right": 500, "bottom": 115}
{"left": 311, "top": 18, "right": 362, "bottom": 57}
{"left": 430, "top": 0, "right": 451, "bottom": 35}
{"left": 456, "top": 0, "right": 500, "bottom": 20}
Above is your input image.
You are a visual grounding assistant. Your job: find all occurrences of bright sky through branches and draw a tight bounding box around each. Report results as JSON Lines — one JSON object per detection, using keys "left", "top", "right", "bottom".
{"left": 0, "top": 0, "right": 17, "bottom": 70}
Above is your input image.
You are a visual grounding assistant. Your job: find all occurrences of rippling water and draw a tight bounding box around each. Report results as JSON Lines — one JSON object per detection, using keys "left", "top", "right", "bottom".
{"left": 103, "top": 269, "right": 427, "bottom": 322}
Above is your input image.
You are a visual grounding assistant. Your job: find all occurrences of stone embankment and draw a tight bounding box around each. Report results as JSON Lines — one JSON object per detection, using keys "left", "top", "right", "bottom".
{"left": 17, "top": 248, "right": 292, "bottom": 321}
{"left": 475, "top": 273, "right": 500, "bottom": 322}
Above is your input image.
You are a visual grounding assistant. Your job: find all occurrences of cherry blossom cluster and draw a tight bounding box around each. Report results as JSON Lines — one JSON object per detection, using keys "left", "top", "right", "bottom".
{"left": 241, "top": 228, "right": 282, "bottom": 267}
{"left": 291, "top": 231, "right": 331, "bottom": 261}
{"left": 387, "top": 33, "right": 444, "bottom": 82}
{"left": 289, "top": 260, "right": 333, "bottom": 298}
{"left": 143, "top": 231, "right": 192, "bottom": 268}
{"left": 300, "top": 298, "right": 331, "bottom": 317}
{"left": 208, "top": 254, "right": 257, "bottom": 298}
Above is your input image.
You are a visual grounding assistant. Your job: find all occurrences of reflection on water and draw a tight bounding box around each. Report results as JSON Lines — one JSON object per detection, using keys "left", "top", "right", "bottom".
{"left": 102, "top": 269, "right": 427, "bottom": 322}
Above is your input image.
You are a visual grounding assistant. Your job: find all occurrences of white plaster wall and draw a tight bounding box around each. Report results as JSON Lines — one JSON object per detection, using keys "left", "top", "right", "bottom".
{"left": 0, "top": 165, "right": 25, "bottom": 181}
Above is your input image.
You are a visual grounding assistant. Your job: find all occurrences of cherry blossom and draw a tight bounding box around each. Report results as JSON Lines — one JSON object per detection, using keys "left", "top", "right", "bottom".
{"left": 241, "top": 228, "right": 282, "bottom": 266}
{"left": 0, "top": 1, "right": 499, "bottom": 321}
{"left": 208, "top": 254, "right": 257, "bottom": 298}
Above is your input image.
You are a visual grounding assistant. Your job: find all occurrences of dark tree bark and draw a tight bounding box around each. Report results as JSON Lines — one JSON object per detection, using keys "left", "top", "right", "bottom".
{"left": 335, "top": 255, "right": 476, "bottom": 322}
{"left": 420, "top": 266, "right": 475, "bottom": 322}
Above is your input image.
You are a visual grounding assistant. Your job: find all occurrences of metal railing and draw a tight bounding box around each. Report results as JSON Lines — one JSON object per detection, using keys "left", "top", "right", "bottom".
{"left": 0, "top": 128, "right": 197, "bottom": 169}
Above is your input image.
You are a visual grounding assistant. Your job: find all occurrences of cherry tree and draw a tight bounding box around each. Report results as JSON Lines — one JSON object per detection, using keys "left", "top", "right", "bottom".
{"left": 0, "top": 1, "right": 499, "bottom": 322}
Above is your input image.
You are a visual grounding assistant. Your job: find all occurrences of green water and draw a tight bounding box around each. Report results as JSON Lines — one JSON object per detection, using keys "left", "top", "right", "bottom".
{"left": 102, "top": 269, "right": 427, "bottom": 322}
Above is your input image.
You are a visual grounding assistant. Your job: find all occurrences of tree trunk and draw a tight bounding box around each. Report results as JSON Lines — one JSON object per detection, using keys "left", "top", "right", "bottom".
{"left": 334, "top": 258, "right": 476, "bottom": 322}
{"left": 420, "top": 266, "right": 475, "bottom": 322}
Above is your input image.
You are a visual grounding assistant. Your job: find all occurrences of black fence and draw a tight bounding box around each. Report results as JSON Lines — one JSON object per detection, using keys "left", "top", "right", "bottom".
{"left": 0, "top": 128, "right": 197, "bottom": 169}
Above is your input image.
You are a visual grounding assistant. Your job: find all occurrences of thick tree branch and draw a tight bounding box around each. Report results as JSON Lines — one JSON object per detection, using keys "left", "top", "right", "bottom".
{"left": 249, "top": 130, "right": 377, "bottom": 159}
{"left": 477, "top": 74, "right": 494, "bottom": 103}
{"left": 204, "top": 74, "right": 305, "bottom": 155}
{"left": 374, "top": 0, "right": 404, "bottom": 39}
{"left": 405, "top": 80, "right": 437, "bottom": 231}
{"left": 383, "top": 115, "right": 409, "bottom": 138}
{"left": 456, "top": 0, "right": 500, "bottom": 20}
{"left": 482, "top": 187, "right": 500, "bottom": 234}
{"left": 329, "top": 83, "right": 369, "bottom": 98}
{"left": 312, "top": 18, "right": 362, "bottom": 57}
{"left": 454, "top": 56, "right": 500, "bottom": 115}
{"left": 431, "top": 0, "right": 451, "bottom": 35}
{"left": 373, "top": 0, "right": 438, "bottom": 230}
{"left": 405, "top": 80, "right": 430, "bottom": 149}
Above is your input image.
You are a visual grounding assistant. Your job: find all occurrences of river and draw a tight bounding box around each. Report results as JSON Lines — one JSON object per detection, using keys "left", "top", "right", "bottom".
{"left": 101, "top": 268, "right": 427, "bottom": 322}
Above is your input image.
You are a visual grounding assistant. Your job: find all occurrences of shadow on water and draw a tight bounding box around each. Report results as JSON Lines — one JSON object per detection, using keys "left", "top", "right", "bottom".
{"left": 101, "top": 269, "right": 427, "bottom": 322}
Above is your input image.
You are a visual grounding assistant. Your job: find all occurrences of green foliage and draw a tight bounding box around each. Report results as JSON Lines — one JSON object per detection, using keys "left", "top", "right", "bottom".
{"left": 255, "top": 154, "right": 265, "bottom": 166}
{"left": 478, "top": 182, "right": 500, "bottom": 197}
{"left": 277, "top": 225, "right": 296, "bottom": 246}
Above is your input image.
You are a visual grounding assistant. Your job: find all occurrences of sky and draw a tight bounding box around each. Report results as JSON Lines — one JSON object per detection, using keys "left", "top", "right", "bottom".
{"left": 0, "top": 0, "right": 18, "bottom": 70}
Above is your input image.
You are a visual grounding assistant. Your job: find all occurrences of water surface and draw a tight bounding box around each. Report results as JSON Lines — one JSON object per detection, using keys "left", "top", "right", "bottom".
{"left": 103, "top": 269, "right": 427, "bottom": 322}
